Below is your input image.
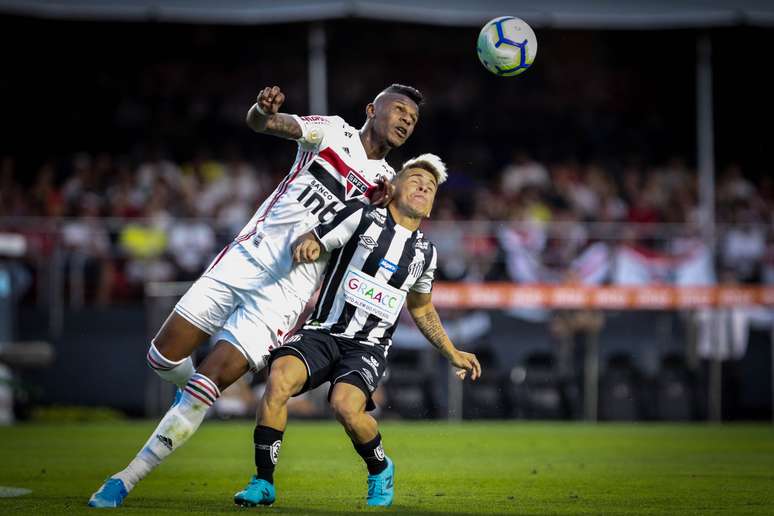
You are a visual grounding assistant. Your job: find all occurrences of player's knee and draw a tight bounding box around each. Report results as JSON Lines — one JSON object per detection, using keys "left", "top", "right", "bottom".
{"left": 330, "top": 397, "right": 361, "bottom": 426}
{"left": 147, "top": 341, "right": 177, "bottom": 372}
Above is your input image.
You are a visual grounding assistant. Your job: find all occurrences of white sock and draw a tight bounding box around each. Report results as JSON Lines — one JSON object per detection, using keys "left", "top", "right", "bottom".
{"left": 112, "top": 373, "right": 220, "bottom": 491}
{"left": 146, "top": 342, "right": 195, "bottom": 388}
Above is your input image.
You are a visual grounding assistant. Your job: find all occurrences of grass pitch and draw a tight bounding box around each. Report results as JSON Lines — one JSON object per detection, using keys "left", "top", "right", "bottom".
{"left": 0, "top": 421, "right": 772, "bottom": 515}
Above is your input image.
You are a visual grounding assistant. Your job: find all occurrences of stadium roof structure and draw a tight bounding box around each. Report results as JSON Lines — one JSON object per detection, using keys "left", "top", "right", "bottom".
{"left": 1, "top": 0, "right": 773, "bottom": 28}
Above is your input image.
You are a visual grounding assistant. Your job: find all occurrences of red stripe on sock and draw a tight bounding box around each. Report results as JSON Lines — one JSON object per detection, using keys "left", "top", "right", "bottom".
{"left": 147, "top": 352, "right": 173, "bottom": 371}
{"left": 184, "top": 386, "right": 213, "bottom": 406}
{"left": 189, "top": 376, "right": 219, "bottom": 398}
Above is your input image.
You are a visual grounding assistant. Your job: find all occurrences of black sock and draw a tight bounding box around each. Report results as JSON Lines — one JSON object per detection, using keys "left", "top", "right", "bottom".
{"left": 254, "top": 425, "right": 284, "bottom": 484}
{"left": 353, "top": 433, "right": 388, "bottom": 475}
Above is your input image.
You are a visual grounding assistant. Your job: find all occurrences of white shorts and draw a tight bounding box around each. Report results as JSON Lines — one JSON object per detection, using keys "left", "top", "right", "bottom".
{"left": 174, "top": 243, "right": 306, "bottom": 370}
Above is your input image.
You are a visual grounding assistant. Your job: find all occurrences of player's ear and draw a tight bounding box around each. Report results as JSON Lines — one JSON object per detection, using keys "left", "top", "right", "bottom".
{"left": 366, "top": 103, "right": 376, "bottom": 119}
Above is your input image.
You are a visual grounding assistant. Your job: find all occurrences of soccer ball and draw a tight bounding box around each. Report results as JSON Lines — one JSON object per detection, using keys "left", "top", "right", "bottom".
{"left": 477, "top": 16, "right": 537, "bottom": 77}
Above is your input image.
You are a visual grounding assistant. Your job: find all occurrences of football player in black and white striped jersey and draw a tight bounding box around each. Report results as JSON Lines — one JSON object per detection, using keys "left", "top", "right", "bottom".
{"left": 234, "top": 153, "right": 481, "bottom": 508}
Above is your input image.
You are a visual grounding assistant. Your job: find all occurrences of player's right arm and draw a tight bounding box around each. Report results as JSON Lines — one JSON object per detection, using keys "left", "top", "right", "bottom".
{"left": 246, "top": 86, "right": 303, "bottom": 140}
{"left": 291, "top": 203, "right": 367, "bottom": 264}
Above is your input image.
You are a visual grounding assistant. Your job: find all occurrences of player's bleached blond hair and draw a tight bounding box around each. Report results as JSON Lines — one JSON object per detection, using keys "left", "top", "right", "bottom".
{"left": 399, "top": 153, "right": 447, "bottom": 185}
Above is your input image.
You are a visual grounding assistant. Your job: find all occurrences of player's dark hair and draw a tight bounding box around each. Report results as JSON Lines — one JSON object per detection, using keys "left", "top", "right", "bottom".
{"left": 382, "top": 84, "right": 424, "bottom": 107}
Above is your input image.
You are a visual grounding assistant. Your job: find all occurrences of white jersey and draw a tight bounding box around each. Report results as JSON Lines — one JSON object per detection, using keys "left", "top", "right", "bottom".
{"left": 235, "top": 115, "right": 396, "bottom": 302}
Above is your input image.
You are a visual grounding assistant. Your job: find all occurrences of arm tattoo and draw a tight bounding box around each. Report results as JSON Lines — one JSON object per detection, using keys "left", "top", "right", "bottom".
{"left": 264, "top": 113, "right": 302, "bottom": 140}
{"left": 414, "top": 309, "right": 452, "bottom": 358}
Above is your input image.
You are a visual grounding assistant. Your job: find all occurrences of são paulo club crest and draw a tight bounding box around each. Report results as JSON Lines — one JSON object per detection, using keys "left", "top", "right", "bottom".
{"left": 345, "top": 170, "right": 369, "bottom": 200}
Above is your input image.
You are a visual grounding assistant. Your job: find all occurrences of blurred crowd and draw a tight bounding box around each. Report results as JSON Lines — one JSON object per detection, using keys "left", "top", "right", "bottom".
{"left": 1, "top": 147, "right": 773, "bottom": 305}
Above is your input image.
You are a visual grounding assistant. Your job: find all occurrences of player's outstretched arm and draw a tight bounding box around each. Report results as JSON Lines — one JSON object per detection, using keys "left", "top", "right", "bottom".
{"left": 246, "top": 85, "right": 303, "bottom": 140}
{"left": 292, "top": 232, "right": 322, "bottom": 263}
{"left": 406, "top": 291, "right": 482, "bottom": 381}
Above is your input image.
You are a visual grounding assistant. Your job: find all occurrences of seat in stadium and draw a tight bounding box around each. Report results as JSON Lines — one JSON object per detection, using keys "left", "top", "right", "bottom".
{"left": 598, "top": 353, "right": 642, "bottom": 421}
{"left": 383, "top": 348, "right": 436, "bottom": 419}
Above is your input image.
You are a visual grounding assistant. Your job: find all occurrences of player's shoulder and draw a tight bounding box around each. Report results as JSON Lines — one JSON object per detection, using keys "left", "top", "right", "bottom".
{"left": 414, "top": 230, "right": 436, "bottom": 257}
{"left": 299, "top": 114, "right": 352, "bottom": 131}
{"left": 362, "top": 204, "right": 388, "bottom": 226}
{"left": 379, "top": 161, "right": 396, "bottom": 178}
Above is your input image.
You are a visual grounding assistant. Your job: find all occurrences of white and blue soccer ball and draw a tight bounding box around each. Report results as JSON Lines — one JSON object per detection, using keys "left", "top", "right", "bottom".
{"left": 477, "top": 16, "right": 537, "bottom": 77}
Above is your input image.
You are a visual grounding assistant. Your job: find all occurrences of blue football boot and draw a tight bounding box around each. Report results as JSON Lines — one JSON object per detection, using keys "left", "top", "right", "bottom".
{"left": 366, "top": 457, "right": 394, "bottom": 507}
{"left": 234, "top": 476, "right": 276, "bottom": 507}
{"left": 88, "top": 478, "right": 128, "bottom": 508}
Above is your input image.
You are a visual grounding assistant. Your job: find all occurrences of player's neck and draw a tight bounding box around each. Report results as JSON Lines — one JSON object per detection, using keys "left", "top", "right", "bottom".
{"left": 359, "top": 127, "right": 390, "bottom": 160}
{"left": 388, "top": 204, "right": 421, "bottom": 232}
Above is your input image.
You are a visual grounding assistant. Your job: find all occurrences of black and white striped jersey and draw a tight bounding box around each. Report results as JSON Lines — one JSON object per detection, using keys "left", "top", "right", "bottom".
{"left": 303, "top": 204, "right": 438, "bottom": 352}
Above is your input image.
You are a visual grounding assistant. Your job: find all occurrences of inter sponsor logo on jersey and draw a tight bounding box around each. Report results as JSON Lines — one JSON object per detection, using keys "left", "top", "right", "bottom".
{"left": 378, "top": 258, "right": 398, "bottom": 273}
{"left": 297, "top": 179, "right": 345, "bottom": 223}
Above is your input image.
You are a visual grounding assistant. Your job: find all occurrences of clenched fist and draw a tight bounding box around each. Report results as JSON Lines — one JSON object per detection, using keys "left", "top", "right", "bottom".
{"left": 256, "top": 85, "right": 286, "bottom": 115}
{"left": 292, "top": 232, "right": 322, "bottom": 263}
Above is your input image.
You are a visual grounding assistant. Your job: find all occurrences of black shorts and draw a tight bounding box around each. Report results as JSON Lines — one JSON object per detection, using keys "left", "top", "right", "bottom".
{"left": 270, "top": 329, "right": 387, "bottom": 411}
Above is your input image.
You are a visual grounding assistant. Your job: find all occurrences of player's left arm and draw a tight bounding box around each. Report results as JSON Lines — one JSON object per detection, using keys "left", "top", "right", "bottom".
{"left": 406, "top": 291, "right": 482, "bottom": 381}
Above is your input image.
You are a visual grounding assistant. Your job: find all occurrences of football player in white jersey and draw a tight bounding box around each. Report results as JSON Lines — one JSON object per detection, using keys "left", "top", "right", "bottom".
{"left": 88, "top": 84, "right": 422, "bottom": 508}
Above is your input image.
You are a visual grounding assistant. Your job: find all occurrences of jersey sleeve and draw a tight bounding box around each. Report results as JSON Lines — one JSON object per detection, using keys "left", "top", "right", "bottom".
{"left": 410, "top": 245, "right": 438, "bottom": 294}
{"left": 290, "top": 115, "right": 344, "bottom": 149}
{"left": 313, "top": 202, "right": 366, "bottom": 252}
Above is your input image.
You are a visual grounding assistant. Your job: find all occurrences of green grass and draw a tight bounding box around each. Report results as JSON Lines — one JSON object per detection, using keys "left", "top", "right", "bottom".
{"left": 0, "top": 421, "right": 773, "bottom": 515}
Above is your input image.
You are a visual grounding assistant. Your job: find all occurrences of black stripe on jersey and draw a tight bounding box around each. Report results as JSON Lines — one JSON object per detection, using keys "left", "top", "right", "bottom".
{"left": 328, "top": 218, "right": 396, "bottom": 334}
{"left": 378, "top": 244, "right": 436, "bottom": 349}
{"left": 308, "top": 162, "right": 346, "bottom": 201}
{"left": 352, "top": 231, "right": 419, "bottom": 342}
{"left": 311, "top": 214, "right": 373, "bottom": 322}
{"left": 314, "top": 201, "right": 364, "bottom": 241}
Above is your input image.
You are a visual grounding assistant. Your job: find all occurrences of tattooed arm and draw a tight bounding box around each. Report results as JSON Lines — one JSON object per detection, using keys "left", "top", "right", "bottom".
{"left": 406, "top": 291, "right": 482, "bottom": 380}
{"left": 246, "top": 85, "right": 303, "bottom": 140}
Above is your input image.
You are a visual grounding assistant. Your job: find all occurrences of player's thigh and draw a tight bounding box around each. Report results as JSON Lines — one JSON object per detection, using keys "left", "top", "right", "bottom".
{"left": 330, "top": 343, "right": 387, "bottom": 412}
{"left": 215, "top": 303, "right": 283, "bottom": 373}
{"left": 270, "top": 330, "right": 340, "bottom": 397}
{"left": 196, "top": 340, "right": 252, "bottom": 391}
{"left": 264, "top": 355, "right": 309, "bottom": 400}
{"left": 235, "top": 253, "right": 308, "bottom": 340}
{"left": 168, "top": 272, "right": 242, "bottom": 355}
{"left": 152, "top": 311, "right": 211, "bottom": 361}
